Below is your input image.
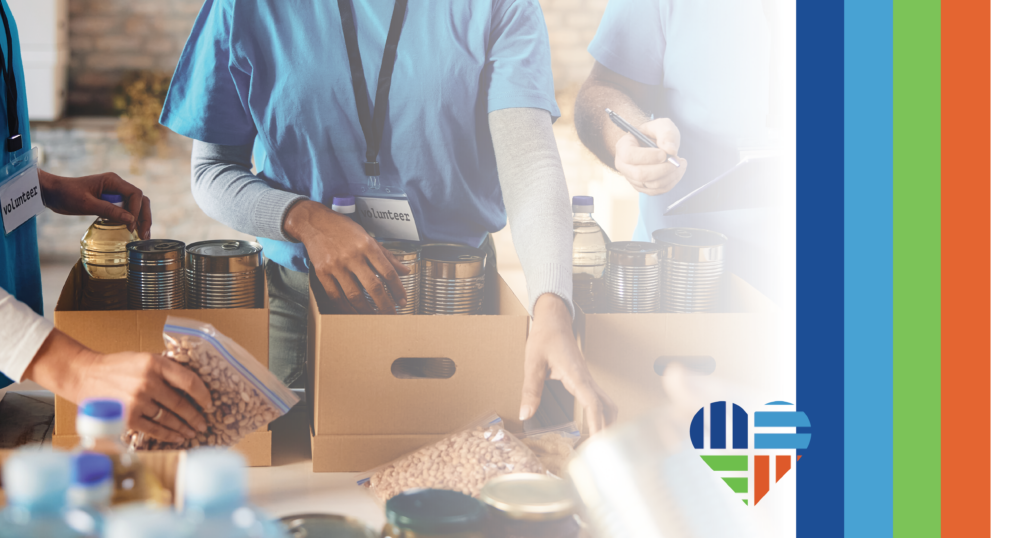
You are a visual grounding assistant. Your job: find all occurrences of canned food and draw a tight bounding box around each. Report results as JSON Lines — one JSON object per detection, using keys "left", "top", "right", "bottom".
{"left": 185, "top": 240, "right": 263, "bottom": 309}
{"left": 278, "top": 513, "right": 377, "bottom": 538}
{"left": 604, "top": 241, "right": 661, "bottom": 313}
{"left": 127, "top": 239, "right": 185, "bottom": 310}
{"left": 362, "top": 240, "right": 421, "bottom": 315}
{"left": 653, "top": 228, "right": 727, "bottom": 313}
{"left": 420, "top": 244, "right": 487, "bottom": 315}
{"left": 383, "top": 489, "right": 486, "bottom": 538}
{"left": 480, "top": 473, "right": 580, "bottom": 538}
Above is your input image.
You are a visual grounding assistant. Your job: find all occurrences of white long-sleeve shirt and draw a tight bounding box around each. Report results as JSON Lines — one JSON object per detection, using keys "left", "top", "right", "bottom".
{"left": 0, "top": 286, "right": 53, "bottom": 383}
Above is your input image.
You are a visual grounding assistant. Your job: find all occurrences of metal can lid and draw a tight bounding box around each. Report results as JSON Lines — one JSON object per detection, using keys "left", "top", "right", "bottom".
{"left": 379, "top": 240, "right": 421, "bottom": 262}
{"left": 652, "top": 228, "right": 727, "bottom": 262}
{"left": 421, "top": 243, "right": 486, "bottom": 278}
{"left": 186, "top": 240, "right": 263, "bottom": 258}
{"left": 607, "top": 241, "right": 661, "bottom": 267}
{"left": 480, "top": 473, "right": 577, "bottom": 522}
{"left": 386, "top": 489, "right": 486, "bottom": 534}
{"left": 186, "top": 240, "right": 263, "bottom": 274}
{"left": 128, "top": 239, "right": 185, "bottom": 259}
{"left": 278, "top": 514, "right": 377, "bottom": 538}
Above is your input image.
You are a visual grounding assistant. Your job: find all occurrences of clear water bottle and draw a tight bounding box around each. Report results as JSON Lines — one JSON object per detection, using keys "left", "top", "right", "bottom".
{"left": 571, "top": 195, "right": 610, "bottom": 313}
{"left": 0, "top": 449, "right": 86, "bottom": 538}
{"left": 75, "top": 399, "right": 167, "bottom": 506}
{"left": 103, "top": 506, "right": 189, "bottom": 538}
{"left": 181, "top": 448, "right": 287, "bottom": 538}
{"left": 66, "top": 452, "right": 113, "bottom": 537}
{"left": 80, "top": 193, "right": 138, "bottom": 310}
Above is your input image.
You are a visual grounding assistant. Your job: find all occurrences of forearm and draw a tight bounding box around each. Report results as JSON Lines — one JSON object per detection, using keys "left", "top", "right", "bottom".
{"left": 191, "top": 140, "right": 308, "bottom": 242}
{"left": 488, "top": 107, "right": 574, "bottom": 317}
{"left": 0, "top": 287, "right": 58, "bottom": 384}
{"left": 575, "top": 76, "right": 649, "bottom": 168}
{"left": 21, "top": 329, "right": 98, "bottom": 402}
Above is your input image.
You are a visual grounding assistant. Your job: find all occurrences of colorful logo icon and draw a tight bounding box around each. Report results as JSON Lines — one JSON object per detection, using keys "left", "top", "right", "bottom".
{"left": 690, "top": 401, "right": 811, "bottom": 505}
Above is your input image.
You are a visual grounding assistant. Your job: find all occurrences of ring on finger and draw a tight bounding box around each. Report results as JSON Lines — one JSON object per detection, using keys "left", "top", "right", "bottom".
{"left": 151, "top": 407, "right": 164, "bottom": 422}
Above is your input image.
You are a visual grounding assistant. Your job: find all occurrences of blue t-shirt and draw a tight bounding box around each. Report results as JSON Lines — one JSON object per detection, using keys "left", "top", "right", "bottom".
{"left": 589, "top": 0, "right": 783, "bottom": 300}
{"left": 0, "top": 0, "right": 41, "bottom": 388}
{"left": 161, "top": 0, "right": 559, "bottom": 273}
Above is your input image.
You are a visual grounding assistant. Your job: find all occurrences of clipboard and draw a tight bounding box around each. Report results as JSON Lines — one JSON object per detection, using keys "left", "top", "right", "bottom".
{"left": 663, "top": 155, "right": 785, "bottom": 215}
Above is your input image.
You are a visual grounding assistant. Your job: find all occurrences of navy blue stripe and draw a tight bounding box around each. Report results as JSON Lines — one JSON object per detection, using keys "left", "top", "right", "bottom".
{"left": 797, "top": 0, "right": 845, "bottom": 535}
{"left": 710, "top": 401, "right": 726, "bottom": 449}
{"left": 690, "top": 407, "right": 704, "bottom": 449}
{"left": 732, "top": 404, "right": 748, "bottom": 449}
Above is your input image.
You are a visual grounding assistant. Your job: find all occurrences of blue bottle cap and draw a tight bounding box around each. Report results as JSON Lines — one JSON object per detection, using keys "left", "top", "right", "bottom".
{"left": 333, "top": 196, "right": 356, "bottom": 206}
{"left": 72, "top": 452, "right": 113, "bottom": 486}
{"left": 79, "top": 399, "right": 123, "bottom": 420}
{"left": 100, "top": 193, "right": 124, "bottom": 204}
{"left": 572, "top": 195, "right": 594, "bottom": 206}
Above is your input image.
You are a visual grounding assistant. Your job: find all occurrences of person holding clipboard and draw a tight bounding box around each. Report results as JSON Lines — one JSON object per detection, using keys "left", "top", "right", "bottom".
{"left": 161, "top": 0, "right": 616, "bottom": 431}
{"left": 575, "top": 0, "right": 788, "bottom": 301}
{"left": 0, "top": 0, "right": 214, "bottom": 445}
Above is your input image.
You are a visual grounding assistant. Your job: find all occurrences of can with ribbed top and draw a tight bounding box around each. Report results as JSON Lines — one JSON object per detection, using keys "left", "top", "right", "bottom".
{"left": 185, "top": 240, "right": 263, "bottom": 309}
{"left": 420, "top": 243, "right": 487, "bottom": 315}
{"left": 604, "top": 241, "right": 661, "bottom": 314}
{"left": 127, "top": 240, "right": 185, "bottom": 310}
{"left": 362, "top": 240, "right": 421, "bottom": 315}
{"left": 653, "top": 228, "right": 727, "bottom": 313}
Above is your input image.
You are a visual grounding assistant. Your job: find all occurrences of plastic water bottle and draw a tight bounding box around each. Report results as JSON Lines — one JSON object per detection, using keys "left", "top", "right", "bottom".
{"left": 571, "top": 196, "right": 610, "bottom": 313}
{"left": 103, "top": 506, "right": 189, "bottom": 538}
{"left": 66, "top": 452, "right": 113, "bottom": 537}
{"left": 181, "top": 448, "right": 288, "bottom": 538}
{"left": 75, "top": 399, "right": 166, "bottom": 506}
{"left": 80, "top": 193, "right": 138, "bottom": 310}
{"left": 0, "top": 449, "right": 86, "bottom": 538}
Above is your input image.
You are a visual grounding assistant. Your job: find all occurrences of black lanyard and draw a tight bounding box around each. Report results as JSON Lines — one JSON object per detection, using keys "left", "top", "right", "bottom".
{"left": 337, "top": 0, "right": 409, "bottom": 177}
{"left": 0, "top": 6, "right": 20, "bottom": 153}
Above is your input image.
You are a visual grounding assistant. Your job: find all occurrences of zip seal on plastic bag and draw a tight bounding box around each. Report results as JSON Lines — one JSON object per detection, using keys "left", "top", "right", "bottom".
{"left": 126, "top": 316, "right": 300, "bottom": 450}
{"left": 356, "top": 412, "right": 546, "bottom": 502}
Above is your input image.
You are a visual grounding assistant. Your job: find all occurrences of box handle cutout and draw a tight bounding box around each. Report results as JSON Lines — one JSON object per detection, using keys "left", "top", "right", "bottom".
{"left": 391, "top": 357, "right": 457, "bottom": 379}
{"left": 653, "top": 356, "right": 716, "bottom": 376}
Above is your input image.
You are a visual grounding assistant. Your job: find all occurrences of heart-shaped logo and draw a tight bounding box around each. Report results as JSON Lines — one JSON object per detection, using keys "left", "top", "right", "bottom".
{"left": 690, "top": 401, "right": 811, "bottom": 506}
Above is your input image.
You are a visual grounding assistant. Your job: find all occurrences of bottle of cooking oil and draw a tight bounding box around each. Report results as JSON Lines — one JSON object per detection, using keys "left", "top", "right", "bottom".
{"left": 571, "top": 196, "right": 610, "bottom": 313}
{"left": 75, "top": 399, "right": 169, "bottom": 506}
{"left": 80, "top": 193, "right": 138, "bottom": 310}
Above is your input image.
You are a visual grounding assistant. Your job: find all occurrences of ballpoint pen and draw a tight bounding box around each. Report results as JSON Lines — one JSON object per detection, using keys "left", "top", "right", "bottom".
{"left": 606, "top": 108, "right": 681, "bottom": 167}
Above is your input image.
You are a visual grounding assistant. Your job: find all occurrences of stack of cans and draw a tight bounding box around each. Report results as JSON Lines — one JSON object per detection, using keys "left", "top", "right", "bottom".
{"left": 185, "top": 240, "right": 263, "bottom": 309}
{"left": 420, "top": 244, "right": 487, "bottom": 315}
{"left": 362, "top": 240, "right": 421, "bottom": 315}
{"left": 653, "top": 228, "right": 727, "bottom": 313}
{"left": 127, "top": 240, "right": 185, "bottom": 310}
{"left": 604, "top": 241, "right": 661, "bottom": 313}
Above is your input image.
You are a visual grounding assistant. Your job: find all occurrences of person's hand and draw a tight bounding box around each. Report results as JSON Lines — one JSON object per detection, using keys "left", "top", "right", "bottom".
{"left": 613, "top": 118, "right": 687, "bottom": 196}
{"left": 23, "top": 330, "right": 212, "bottom": 444}
{"left": 284, "top": 200, "right": 410, "bottom": 314}
{"left": 37, "top": 169, "right": 152, "bottom": 239}
{"left": 519, "top": 294, "right": 617, "bottom": 433}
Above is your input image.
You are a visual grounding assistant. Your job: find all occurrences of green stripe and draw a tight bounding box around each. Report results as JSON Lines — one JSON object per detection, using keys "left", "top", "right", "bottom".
{"left": 700, "top": 455, "right": 748, "bottom": 471}
{"left": 722, "top": 477, "right": 749, "bottom": 494}
{"left": 894, "top": 1, "right": 941, "bottom": 536}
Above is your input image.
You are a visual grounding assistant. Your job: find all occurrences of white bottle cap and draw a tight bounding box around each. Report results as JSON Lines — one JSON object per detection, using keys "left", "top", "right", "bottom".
{"left": 77, "top": 399, "right": 126, "bottom": 439}
{"left": 332, "top": 196, "right": 357, "bottom": 215}
{"left": 183, "top": 448, "right": 247, "bottom": 508}
{"left": 2, "top": 449, "right": 72, "bottom": 506}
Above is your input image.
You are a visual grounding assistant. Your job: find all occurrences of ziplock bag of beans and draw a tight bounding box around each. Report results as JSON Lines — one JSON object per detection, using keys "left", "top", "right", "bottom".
{"left": 356, "top": 413, "right": 546, "bottom": 502}
{"left": 125, "top": 316, "right": 300, "bottom": 450}
{"left": 517, "top": 422, "right": 581, "bottom": 478}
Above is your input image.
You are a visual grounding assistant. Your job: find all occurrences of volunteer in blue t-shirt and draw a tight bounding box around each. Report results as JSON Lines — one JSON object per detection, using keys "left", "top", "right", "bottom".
{"left": 161, "top": 0, "right": 616, "bottom": 430}
{"left": 0, "top": 0, "right": 211, "bottom": 444}
{"left": 575, "top": 0, "right": 786, "bottom": 301}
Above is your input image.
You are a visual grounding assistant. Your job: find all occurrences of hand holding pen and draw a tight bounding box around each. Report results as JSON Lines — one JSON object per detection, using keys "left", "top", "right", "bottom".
{"left": 606, "top": 108, "right": 687, "bottom": 196}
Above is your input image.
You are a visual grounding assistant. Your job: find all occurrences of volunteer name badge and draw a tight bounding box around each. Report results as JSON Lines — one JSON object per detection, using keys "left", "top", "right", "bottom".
{"left": 0, "top": 153, "right": 44, "bottom": 235}
{"left": 355, "top": 196, "right": 420, "bottom": 241}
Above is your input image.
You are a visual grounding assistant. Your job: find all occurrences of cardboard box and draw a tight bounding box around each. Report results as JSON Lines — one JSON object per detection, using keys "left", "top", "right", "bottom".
{"left": 576, "top": 274, "right": 781, "bottom": 431}
{"left": 307, "top": 270, "right": 529, "bottom": 472}
{"left": 52, "top": 262, "right": 273, "bottom": 466}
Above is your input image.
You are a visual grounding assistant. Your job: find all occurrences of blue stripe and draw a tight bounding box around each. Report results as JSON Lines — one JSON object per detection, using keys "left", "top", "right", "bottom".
{"left": 797, "top": 0, "right": 845, "bottom": 534}
{"left": 845, "top": 0, "right": 893, "bottom": 536}
{"left": 710, "top": 401, "right": 726, "bottom": 449}
{"left": 755, "top": 433, "right": 813, "bottom": 450}
{"left": 690, "top": 407, "right": 704, "bottom": 449}
{"left": 732, "top": 404, "right": 748, "bottom": 449}
{"left": 754, "top": 411, "right": 811, "bottom": 428}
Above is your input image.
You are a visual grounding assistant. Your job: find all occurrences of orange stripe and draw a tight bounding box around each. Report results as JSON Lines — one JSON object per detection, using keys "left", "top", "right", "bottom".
{"left": 776, "top": 455, "right": 791, "bottom": 482}
{"left": 942, "top": 1, "right": 991, "bottom": 535}
{"left": 754, "top": 455, "right": 770, "bottom": 505}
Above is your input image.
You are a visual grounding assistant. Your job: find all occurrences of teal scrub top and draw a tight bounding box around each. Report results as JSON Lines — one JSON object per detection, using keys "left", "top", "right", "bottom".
{"left": 0, "top": 0, "right": 41, "bottom": 388}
